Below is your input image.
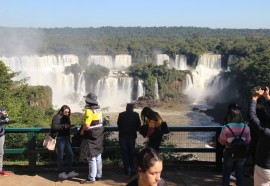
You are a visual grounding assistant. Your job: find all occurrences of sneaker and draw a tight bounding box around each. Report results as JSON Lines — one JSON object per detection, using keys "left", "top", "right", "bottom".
{"left": 67, "top": 171, "right": 79, "bottom": 178}
{"left": 230, "top": 175, "right": 236, "bottom": 181}
{"left": 59, "top": 172, "right": 68, "bottom": 179}
{"left": 80, "top": 179, "right": 95, "bottom": 184}
{"left": 0, "top": 170, "right": 11, "bottom": 176}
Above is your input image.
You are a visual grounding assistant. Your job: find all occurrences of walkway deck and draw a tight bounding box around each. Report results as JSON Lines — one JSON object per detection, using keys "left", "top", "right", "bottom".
{"left": 0, "top": 165, "right": 253, "bottom": 186}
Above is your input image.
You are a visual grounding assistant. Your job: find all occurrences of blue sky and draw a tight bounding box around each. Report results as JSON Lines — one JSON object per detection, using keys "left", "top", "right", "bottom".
{"left": 1, "top": 0, "right": 269, "bottom": 29}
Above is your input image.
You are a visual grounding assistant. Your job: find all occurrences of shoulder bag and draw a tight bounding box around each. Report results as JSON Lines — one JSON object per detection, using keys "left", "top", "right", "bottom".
{"left": 43, "top": 133, "right": 57, "bottom": 151}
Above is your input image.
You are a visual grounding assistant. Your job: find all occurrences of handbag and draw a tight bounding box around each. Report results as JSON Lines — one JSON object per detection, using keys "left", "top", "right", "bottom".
{"left": 161, "top": 121, "right": 170, "bottom": 134}
{"left": 43, "top": 133, "right": 57, "bottom": 151}
{"left": 139, "top": 124, "right": 148, "bottom": 138}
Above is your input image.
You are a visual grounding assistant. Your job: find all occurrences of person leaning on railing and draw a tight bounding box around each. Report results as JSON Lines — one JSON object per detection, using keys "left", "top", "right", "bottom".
{"left": 0, "top": 107, "right": 11, "bottom": 176}
{"left": 140, "top": 107, "right": 163, "bottom": 152}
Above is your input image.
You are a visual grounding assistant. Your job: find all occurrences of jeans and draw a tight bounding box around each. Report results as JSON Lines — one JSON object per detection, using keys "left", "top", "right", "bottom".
{"left": 222, "top": 149, "right": 245, "bottom": 186}
{"left": 0, "top": 135, "right": 4, "bottom": 171}
{"left": 56, "top": 136, "right": 74, "bottom": 173}
{"left": 119, "top": 137, "right": 136, "bottom": 175}
{"left": 87, "top": 154, "right": 102, "bottom": 181}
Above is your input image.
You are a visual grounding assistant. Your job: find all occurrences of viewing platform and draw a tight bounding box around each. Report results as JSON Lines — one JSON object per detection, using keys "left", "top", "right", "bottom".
{"left": 2, "top": 126, "right": 254, "bottom": 185}
{"left": 0, "top": 164, "right": 253, "bottom": 186}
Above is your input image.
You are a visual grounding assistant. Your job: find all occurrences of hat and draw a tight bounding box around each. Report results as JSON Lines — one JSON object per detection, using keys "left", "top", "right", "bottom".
{"left": 84, "top": 93, "right": 98, "bottom": 104}
{"left": 228, "top": 103, "right": 241, "bottom": 110}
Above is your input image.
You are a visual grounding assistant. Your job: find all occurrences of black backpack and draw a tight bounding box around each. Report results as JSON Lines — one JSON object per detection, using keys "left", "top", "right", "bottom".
{"left": 226, "top": 124, "right": 249, "bottom": 160}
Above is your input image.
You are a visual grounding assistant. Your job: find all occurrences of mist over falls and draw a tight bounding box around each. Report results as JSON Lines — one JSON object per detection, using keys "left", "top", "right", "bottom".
{"left": 1, "top": 53, "right": 231, "bottom": 112}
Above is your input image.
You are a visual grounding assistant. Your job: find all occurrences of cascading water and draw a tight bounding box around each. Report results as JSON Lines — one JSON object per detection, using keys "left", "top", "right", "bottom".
{"left": 154, "top": 78, "right": 159, "bottom": 100}
{"left": 114, "top": 55, "right": 132, "bottom": 69}
{"left": 183, "top": 53, "right": 226, "bottom": 144}
{"left": 88, "top": 55, "right": 113, "bottom": 69}
{"left": 174, "top": 55, "right": 188, "bottom": 70}
{"left": 0, "top": 55, "right": 83, "bottom": 110}
{"left": 185, "top": 53, "right": 222, "bottom": 104}
{"left": 156, "top": 54, "right": 170, "bottom": 66}
{"left": 1, "top": 54, "right": 144, "bottom": 112}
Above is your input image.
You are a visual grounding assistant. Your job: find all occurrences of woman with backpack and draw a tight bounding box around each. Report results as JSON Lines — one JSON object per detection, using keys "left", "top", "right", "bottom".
{"left": 219, "top": 103, "right": 251, "bottom": 186}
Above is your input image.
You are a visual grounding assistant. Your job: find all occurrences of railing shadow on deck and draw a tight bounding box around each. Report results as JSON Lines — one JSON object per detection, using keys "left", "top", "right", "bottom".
{"left": 4, "top": 126, "right": 223, "bottom": 172}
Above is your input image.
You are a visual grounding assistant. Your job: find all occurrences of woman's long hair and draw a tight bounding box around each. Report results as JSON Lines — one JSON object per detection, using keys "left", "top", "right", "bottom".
{"left": 141, "top": 107, "right": 160, "bottom": 124}
{"left": 58, "top": 105, "right": 71, "bottom": 117}
{"left": 224, "top": 104, "right": 243, "bottom": 124}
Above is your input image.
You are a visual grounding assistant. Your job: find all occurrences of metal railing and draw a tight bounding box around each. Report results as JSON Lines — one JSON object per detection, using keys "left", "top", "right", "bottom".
{"left": 4, "top": 126, "right": 223, "bottom": 172}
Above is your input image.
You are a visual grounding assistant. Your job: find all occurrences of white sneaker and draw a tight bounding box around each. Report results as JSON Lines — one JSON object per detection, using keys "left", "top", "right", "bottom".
{"left": 67, "top": 171, "right": 79, "bottom": 178}
{"left": 59, "top": 172, "right": 68, "bottom": 179}
{"left": 230, "top": 175, "right": 236, "bottom": 181}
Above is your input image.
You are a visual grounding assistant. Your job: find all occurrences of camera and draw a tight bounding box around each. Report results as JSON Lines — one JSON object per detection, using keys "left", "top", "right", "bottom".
{"left": 261, "top": 81, "right": 267, "bottom": 91}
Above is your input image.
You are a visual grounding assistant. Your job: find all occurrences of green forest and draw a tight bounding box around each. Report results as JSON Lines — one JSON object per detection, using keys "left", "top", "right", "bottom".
{"left": 0, "top": 27, "right": 270, "bottom": 126}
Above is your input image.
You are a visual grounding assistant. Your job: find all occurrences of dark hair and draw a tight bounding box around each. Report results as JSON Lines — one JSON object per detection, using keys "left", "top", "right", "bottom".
{"left": 58, "top": 105, "right": 71, "bottom": 117}
{"left": 126, "top": 103, "right": 134, "bottom": 112}
{"left": 135, "top": 147, "right": 162, "bottom": 172}
{"left": 141, "top": 107, "right": 160, "bottom": 124}
{"left": 224, "top": 103, "right": 243, "bottom": 123}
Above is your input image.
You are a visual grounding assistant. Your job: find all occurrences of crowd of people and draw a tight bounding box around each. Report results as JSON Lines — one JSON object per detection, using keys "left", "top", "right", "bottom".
{"left": 2, "top": 85, "right": 270, "bottom": 186}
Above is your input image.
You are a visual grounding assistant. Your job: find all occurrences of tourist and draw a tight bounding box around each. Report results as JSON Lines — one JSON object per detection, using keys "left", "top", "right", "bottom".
{"left": 127, "top": 147, "right": 166, "bottom": 186}
{"left": 249, "top": 86, "right": 270, "bottom": 185}
{"left": 51, "top": 105, "right": 79, "bottom": 179}
{"left": 117, "top": 103, "right": 141, "bottom": 177}
{"left": 80, "top": 93, "right": 104, "bottom": 184}
{"left": 141, "top": 107, "right": 163, "bottom": 151}
{"left": 219, "top": 103, "right": 251, "bottom": 186}
{"left": 0, "top": 107, "right": 11, "bottom": 176}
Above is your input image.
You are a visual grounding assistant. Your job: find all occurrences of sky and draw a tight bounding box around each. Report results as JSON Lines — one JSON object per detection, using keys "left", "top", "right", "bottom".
{"left": 0, "top": 0, "right": 270, "bottom": 29}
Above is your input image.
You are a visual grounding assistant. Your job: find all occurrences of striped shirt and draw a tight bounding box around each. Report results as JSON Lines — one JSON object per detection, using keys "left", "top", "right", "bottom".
{"left": 219, "top": 122, "right": 251, "bottom": 148}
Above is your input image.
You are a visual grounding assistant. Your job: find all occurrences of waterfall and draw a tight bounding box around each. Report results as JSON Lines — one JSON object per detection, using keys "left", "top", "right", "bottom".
{"left": 137, "top": 79, "right": 145, "bottom": 98}
{"left": 88, "top": 55, "right": 113, "bottom": 69}
{"left": 95, "top": 77, "right": 133, "bottom": 108}
{"left": 174, "top": 55, "right": 188, "bottom": 70}
{"left": 156, "top": 54, "right": 170, "bottom": 66}
{"left": 185, "top": 74, "right": 193, "bottom": 90}
{"left": 114, "top": 55, "right": 132, "bottom": 69}
{"left": 0, "top": 54, "right": 146, "bottom": 112}
{"left": 0, "top": 55, "right": 84, "bottom": 110}
{"left": 184, "top": 53, "right": 222, "bottom": 104}
{"left": 154, "top": 78, "right": 159, "bottom": 100}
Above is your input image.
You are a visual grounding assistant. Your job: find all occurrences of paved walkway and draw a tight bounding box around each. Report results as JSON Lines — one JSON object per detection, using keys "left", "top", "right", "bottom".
{"left": 0, "top": 165, "right": 253, "bottom": 186}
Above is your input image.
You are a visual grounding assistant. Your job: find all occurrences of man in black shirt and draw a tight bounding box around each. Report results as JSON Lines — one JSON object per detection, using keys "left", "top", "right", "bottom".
{"left": 117, "top": 103, "right": 141, "bottom": 177}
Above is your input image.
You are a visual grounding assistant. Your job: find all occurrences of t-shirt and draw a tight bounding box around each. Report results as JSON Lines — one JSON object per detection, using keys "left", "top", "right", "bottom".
{"left": 84, "top": 107, "right": 103, "bottom": 128}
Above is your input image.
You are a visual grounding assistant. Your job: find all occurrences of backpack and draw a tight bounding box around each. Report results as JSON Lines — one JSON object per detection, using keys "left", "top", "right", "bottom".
{"left": 226, "top": 124, "right": 249, "bottom": 160}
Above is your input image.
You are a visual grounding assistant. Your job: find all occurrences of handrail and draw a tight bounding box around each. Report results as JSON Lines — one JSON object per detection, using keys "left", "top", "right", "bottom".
{"left": 4, "top": 126, "right": 223, "bottom": 172}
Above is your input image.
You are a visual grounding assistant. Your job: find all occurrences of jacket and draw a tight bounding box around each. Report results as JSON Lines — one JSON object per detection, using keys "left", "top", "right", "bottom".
{"left": 117, "top": 110, "right": 141, "bottom": 139}
{"left": 249, "top": 100, "right": 270, "bottom": 169}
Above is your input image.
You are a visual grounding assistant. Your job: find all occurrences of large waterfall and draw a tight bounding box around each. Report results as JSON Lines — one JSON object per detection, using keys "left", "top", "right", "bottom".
{"left": 184, "top": 53, "right": 224, "bottom": 134}
{"left": 184, "top": 53, "right": 223, "bottom": 104}
{"left": 1, "top": 54, "right": 143, "bottom": 112}
{"left": 88, "top": 54, "right": 132, "bottom": 69}
{"left": 0, "top": 55, "right": 81, "bottom": 110}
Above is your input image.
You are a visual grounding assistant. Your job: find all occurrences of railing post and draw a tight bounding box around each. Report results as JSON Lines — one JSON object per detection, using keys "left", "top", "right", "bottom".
{"left": 215, "top": 128, "right": 223, "bottom": 171}
{"left": 27, "top": 131, "right": 37, "bottom": 173}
